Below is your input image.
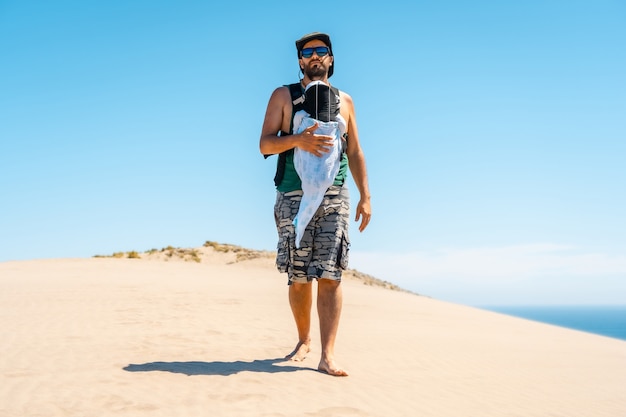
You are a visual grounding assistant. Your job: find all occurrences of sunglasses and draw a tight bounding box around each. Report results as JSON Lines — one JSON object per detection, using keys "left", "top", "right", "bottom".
{"left": 300, "top": 46, "right": 330, "bottom": 58}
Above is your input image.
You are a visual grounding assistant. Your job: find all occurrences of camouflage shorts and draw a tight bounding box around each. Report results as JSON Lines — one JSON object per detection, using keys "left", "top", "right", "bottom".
{"left": 274, "top": 185, "right": 350, "bottom": 284}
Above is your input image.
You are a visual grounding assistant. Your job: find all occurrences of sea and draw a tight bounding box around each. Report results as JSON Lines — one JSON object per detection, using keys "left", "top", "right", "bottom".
{"left": 481, "top": 305, "right": 626, "bottom": 342}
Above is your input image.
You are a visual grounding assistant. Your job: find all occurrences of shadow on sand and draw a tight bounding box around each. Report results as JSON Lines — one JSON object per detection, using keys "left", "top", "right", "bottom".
{"left": 123, "top": 357, "right": 314, "bottom": 376}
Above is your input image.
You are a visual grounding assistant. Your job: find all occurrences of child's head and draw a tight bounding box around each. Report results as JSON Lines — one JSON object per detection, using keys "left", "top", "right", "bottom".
{"left": 303, "top": 81, "right": 339, "bottom": 123}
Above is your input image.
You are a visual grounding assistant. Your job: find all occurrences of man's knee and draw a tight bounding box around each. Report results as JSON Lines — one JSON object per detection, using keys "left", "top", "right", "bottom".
{"left": 318, "top": 278, "right": 341, "bottom": 292}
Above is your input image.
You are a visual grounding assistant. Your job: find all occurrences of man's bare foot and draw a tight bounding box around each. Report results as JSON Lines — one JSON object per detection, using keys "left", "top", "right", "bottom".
{"left": 285, "top": 341, "right": 310, "bottom": 361}
{"left": 318, "top": 358, "right": 348, "bottom": 376}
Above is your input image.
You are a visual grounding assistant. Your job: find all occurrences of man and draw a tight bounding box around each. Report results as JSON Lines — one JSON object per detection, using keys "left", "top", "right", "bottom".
{"left": 259, "top": 32, "right": 371, "bottom": 376}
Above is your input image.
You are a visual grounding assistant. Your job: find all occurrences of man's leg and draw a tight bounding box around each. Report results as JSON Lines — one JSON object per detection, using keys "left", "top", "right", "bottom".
{"left": 317, "top": 278, "right": 348, "bottom": 376}
{"left": 285, "top": 282, "right": 312, "bottom": 361}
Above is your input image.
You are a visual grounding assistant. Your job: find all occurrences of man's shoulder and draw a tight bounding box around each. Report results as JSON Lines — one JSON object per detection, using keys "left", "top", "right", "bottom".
{"left": 274, "top": 83, "right": 303, "bottom": 97}
{"left": 337, "top": 89, "right": 354, "bottom": 109}
{"left": 270, "top": 85, "right": 293, "bottom": 104}
{"left": 337, "top": 89, "right": 352, "bottom": 100}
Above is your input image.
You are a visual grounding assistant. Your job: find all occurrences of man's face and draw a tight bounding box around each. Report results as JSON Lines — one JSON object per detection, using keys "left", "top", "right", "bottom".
{"left": 299, "top": 39, "right": 333, "bottom": 80}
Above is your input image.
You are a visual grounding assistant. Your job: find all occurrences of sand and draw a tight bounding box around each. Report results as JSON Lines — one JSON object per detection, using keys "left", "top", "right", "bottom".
{"left": 1, "top": 247, "right": 625, "bottom": 417}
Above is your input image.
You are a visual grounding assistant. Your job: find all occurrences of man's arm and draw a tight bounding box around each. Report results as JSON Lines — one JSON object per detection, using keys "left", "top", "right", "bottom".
{"left": 260, "top": 87, "right": 334, "bottom": 157}
{"left": 341, "top": 91, "right": 372, "bottom": 232}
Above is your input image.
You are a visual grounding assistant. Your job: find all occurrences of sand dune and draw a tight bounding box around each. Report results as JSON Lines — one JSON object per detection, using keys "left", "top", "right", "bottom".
{"left": 1, "top": 245, "right": 625, "bottom": 416}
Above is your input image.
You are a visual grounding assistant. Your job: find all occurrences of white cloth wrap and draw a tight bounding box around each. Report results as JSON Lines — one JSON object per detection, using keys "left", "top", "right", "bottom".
{"left": 292, "top": 111, "right": 346, "bottom": 248}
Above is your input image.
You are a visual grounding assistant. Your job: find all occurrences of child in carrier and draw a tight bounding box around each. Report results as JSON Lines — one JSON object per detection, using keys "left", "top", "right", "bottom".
{"left": 292, "top": 81, "right": 347, "bottom": 248}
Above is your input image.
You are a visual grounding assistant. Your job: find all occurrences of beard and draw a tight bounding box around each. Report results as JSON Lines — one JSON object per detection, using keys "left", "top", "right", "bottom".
{"left": 303, "top": 61, "right": 328, "bottom": 79}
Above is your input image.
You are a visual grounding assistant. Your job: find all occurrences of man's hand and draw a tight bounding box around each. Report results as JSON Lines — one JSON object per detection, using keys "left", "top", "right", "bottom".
{"left": 354, "top": 197, "right": 371, "bottom": 232}
{"left": 297, "top": 122, "right": 335, "bottom": 157}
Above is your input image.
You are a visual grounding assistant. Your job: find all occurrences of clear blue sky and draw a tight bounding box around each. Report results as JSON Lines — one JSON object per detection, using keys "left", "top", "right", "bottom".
{"left": 1, "top": 0, "right": 624, "bottom": 306}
